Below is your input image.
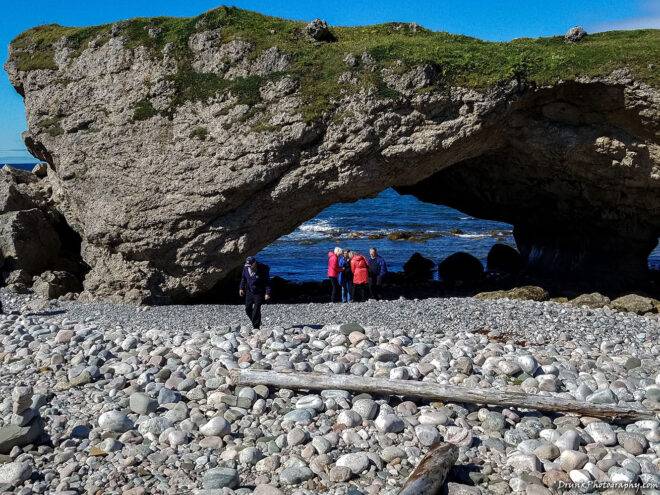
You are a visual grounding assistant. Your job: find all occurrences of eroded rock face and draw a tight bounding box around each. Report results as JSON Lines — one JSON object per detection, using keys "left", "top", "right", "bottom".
{"left": 0, "top": 167, "right": 85, "bottom": 293}
{"left": 4, "top": 23, "right": 659, "bottom": 302}
{"left": 398, "top": 80, "right": 660, "bottom": 292}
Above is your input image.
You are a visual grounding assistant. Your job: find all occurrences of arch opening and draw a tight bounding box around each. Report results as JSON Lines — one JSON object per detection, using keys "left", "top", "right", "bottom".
{"left": 200, "top": 181, "right": 660, "bottom": 304}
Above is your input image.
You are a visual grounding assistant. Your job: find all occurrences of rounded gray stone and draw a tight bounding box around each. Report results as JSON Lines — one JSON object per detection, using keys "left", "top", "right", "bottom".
{"left": 336, "top": 452, "right": 370, "bottom": 474}
{"left": 98, "top": 410, "right": 133, "bottom": 433}
{"left": 202, "top": 467, "right": 239, "bottom": 489}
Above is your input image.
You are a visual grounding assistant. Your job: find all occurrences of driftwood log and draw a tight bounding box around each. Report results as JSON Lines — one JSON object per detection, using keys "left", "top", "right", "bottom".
{"left": 399, "top": 442, "right": 458, "bottom": 495}
{"left": 230, "top": 370, "right": 656, "bottom": 423}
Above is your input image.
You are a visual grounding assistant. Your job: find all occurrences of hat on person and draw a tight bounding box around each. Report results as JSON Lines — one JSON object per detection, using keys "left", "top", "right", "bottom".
{"left": 245, "top": 256, "right": 257, "bottom": 266}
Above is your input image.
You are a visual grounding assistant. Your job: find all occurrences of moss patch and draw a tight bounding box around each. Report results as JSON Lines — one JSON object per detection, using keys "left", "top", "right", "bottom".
{"left": 189, "top": 126, "right": 209, "bottom": 140}
{"left": 132, "top": 99, "right": 158, "bottom": 121}
{"left": 11, "top": 7, "right": 660, "bottom": 122}
{"left": 40, "top": 116, "right": 64, "bottom": 137}
{"left": 11, "top": 24, "right": 110, "bottom": 71}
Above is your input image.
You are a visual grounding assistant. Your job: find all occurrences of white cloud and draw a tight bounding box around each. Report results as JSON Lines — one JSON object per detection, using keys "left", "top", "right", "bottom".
{"left": 590, "top": 0, "right": 660, "bottom": 32}
{"left": 591, "top": 16, "right": 660, "bottom": 32}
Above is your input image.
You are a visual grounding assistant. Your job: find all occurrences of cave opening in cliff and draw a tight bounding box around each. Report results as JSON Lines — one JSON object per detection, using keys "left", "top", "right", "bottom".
{"left": 200, "top": 171, "right": 660, "bottom": 305}
{"left": 52, "top": 213, "right": 90, "bottom": 282}
{"left": 396, "top": 150, "right": 660, "bottom": 300}
{"left": 201, "top": 187, "right": 522, "bottom": 304}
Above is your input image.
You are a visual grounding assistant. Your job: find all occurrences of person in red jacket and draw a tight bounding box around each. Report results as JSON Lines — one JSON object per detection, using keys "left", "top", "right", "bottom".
{"left": 349, "top": 251, "right": 369, "bottom": 302}
{"left": 327, "top": 246, "right": 342, "bottom": 303}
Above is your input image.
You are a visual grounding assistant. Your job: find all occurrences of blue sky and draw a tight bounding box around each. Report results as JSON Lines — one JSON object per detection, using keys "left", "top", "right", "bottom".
{"left": 1, "top": 0, "right": 658, "bottom": 163}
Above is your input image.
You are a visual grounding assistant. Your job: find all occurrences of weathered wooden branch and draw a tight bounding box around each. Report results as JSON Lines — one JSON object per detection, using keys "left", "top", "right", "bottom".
{"left": 399, "top": 442, "right": 458, "bottom": 495}
{"left": 230, "top": 369, "right": 656, "bottom": 423}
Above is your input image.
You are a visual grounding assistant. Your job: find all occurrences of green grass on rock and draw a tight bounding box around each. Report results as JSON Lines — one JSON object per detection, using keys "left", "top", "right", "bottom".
{"left": 10, "top": 6, "right": 660, "bottom": 122}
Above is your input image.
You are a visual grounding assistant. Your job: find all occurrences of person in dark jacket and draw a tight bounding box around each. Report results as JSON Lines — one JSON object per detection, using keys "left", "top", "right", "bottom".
{"left": 339, "top": 249, "right": 352, "bottom": 303}
{"left": 368, "top": 247, "right": 388, "bottom": 300}
{"left": 239, "top": 256, "right": 271, "bottom": 329}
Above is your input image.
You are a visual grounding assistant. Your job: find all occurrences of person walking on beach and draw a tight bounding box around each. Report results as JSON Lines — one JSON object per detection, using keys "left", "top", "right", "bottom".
{"left": 339, "top": 249, "right": 352, "bottom": 303}
{"left": 239, "top": 256, "right": 271, "bottom": 329}
{"left": 368, "top": 247, "right": 388, "bottom": 300}
{"left": 349, "top": 251, "right": 369, "bottom": 302}
{"left": 327, "top": 246, "right": 342, "bottom": 303}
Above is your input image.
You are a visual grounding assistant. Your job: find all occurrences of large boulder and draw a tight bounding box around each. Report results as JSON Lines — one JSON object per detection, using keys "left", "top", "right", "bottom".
{"left": 565, "top": 26, "right": 587, "bottom": 43}
{"left": 4, "top": 270, "right": 33, "bottom": 293}
{"left": 0, "top": 167, "right": 42, "bottom": 213}
{"left": 475, "top": 285, "right": 549, "bottom": 301}
{"left": 0, "top": 417, "right": 45, "bottom": 454}
{"left": 403, "top": 252, "right": 435, "bottom": 281}
{"left": 486, "top": 243, "right": 523, "bottom": 274}
{"left": 3, "top": 8, "right": 659, "bottom": 302}
{"left": 304, "top": 19, "right": 335, "bottom": 42}
{"left": 0, "top": 166, "right": 86, "bottom": 292}
{"left": 438, "top": 252, "right": 484, "bottom": 286}
{"left": 569, "top": 292, "right": 610, "bottom": 309}
{"left": 0, "top": 209, "right": 60, "bottom": 274}
{"left": 32, "top": 270, "right": 82, "bottom": 299}
{"left": 610, "top": 294, "right": 657, "bottom": 314}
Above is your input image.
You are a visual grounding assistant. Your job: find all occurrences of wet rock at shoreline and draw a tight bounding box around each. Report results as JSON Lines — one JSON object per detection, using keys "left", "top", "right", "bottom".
{"left": 486, "top": 243, "right": 523, "bottom": 274}
{"left": 610, "top": 294, "right": 658, "bottom": 314}
{"left": 474, "top": 285, "right": 549, "bottom": 302}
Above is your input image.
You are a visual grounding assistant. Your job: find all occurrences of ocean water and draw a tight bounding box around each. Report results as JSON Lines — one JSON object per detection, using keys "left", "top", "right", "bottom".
{"left": 6, "top": 163, "right": 658, "bottom": 280}
{"left": 259, "top": 188, "right": 660, "bottom": 282}
{"left": 258, "top": 189, "right": 515, "bottom": 281}
{"left": 3, "top": 163, "right": 38, "bottom": 170}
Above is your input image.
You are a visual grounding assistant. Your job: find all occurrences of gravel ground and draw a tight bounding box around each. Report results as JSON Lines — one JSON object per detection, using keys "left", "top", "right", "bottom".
{"left": 0, "top": 290, "right": 658, "bottom": 495}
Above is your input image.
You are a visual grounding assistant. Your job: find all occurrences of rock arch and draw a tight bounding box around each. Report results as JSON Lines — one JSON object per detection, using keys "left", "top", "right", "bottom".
{"left": 4, "top": 14, "right": 659, "bottom": 302}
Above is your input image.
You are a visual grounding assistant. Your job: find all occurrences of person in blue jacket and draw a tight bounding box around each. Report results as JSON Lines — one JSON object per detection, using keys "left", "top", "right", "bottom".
{"left": 368, "top": 247, "right": 388, "bottom": 300}
{"left": 239, "top": 256, "right": 271, "bottom": 329}
{"left": 339, "top": 249, "right": 352, "bottom": 303}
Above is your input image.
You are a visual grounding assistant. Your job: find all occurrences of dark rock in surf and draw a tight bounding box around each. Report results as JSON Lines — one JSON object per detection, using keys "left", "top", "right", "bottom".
{"left": 403, "top": 253, "right": 435, "bottom": 281}
{"left": 438, "top": 252, "right": 484, "bottom": 286}
{"left": 487, "top": 243, "right": 523, "bottom": 275}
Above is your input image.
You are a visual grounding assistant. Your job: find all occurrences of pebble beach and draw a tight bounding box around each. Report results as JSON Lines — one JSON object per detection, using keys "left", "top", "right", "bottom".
{"left": 1, "top": 291, "right": 659, "bottom": 494}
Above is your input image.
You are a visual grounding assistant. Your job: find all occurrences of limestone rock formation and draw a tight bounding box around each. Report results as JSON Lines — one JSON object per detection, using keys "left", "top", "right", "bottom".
{"left": 3, "top": 8, "right": 659, "bottom": 302}
{"left": 0, "top": 167, "right": 85, "bottom": 293}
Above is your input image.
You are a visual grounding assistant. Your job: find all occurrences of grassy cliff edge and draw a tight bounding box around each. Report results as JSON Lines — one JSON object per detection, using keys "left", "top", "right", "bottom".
{"left": 8, "top": 6, "right": 660, "bottom": 121}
